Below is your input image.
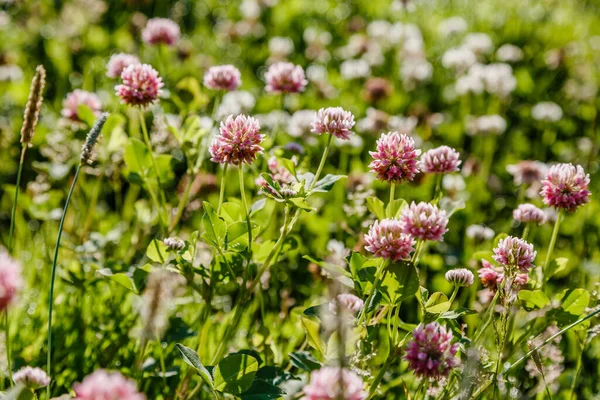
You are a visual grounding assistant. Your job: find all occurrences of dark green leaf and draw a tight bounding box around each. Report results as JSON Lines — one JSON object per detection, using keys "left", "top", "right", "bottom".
{"left": 213, "top": 354, "right": 259, "bottom": 395}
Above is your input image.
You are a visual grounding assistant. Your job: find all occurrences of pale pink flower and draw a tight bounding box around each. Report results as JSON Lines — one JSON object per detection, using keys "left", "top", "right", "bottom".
{"left": 405, "top": 322, "right": 459, "bottom": 380}
{"left": 115, "top": 64, "right": 164, "bottom": 107}
{"left": 73, "top": 370, "right": 145, "bottom": 400}
{"left": 420, "top": 146, "right": 461, "bottom": 174}
{"left": 445, "top": 268, "right": 474, "bottom": 287}
{"left": 329, "top": 294, "right": 364, "bottom": 315}
{"left": 265, "top": 62, "right": 308, "bottom": 93}
{"left": 369, "top": 132, "right": 420, "bottom": 182}
{"left": 311, "top": 107, "right": 355, "bottom": 140}
{"left": 493, "top": 236, "right": 536, "bottom": 271}
{"left": 106, "top": 53, "right": 140, "bottom": 79}
{"left": 513, "top": 204, "right": 546, "bottom": 224}
{"left": 478, "top": 260, "right": 502, "bottom": 289}
{"left": 303, "top": 367, "right": 367, "bottom": 400}
{"left": 13, "top": 366, "right": 50, "bottom": 389}
{"left": 364, "top": 219, "right": 415, "bottom": 262}
{"left": 142, "top": 18, "right": 180, "bottom": 46}
{"left": 62, "top": 90, "right": 102, "bottom": 122}
{"left": 0, "top": 252, "right": 22, "bottom": 310}
{"left": 204, "top": 65, "right": 242, "bottom": 91}
{"left": 506, "top": 161, "right": 548, "bottom": 186}
{"left": 209, "top": 115, "right": 264, "bottom": 165}
{"left": 540, "top": 163, "right": 591, "bottom": 212}
{"left": 400, "top": 202, "right": 448, "bottom": 242}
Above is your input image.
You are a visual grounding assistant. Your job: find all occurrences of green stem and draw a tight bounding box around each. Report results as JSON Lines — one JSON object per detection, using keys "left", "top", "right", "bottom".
{"left": 432, "top": 174, "right": 442, "bottom": 203}
{"left": 239, "top": 166, "right": 252, "bottom": 258}
{"left": 217, "top": 164, "right": 228, "bottom": 214}
{"left": 389, "top": 183, "right": 395, "bottom": 205}
{"left": 358, "top": 259, "right": 389, "bottom": 326}
{"left": 309, "top": 134, "right": 333, "bottom": 191}
{"left": 522, "top": 223, "right": 530, "bottom": 242}
{"left": 366, "top": 352, "right": 393, "bottom": 400}
{"left": 47, "top": 163, "right": 82, "bottom": 399}
{"left": 448, "top": 286, "right": 459, "bottom": 305}
{"left": 542, "top": 209, "right": 563, "bottom": 277}
{"left": 4, "top": 311, "right": 12, "bottom": 387}
{"left": 138, "top": 109, "right": 168, "bottom": 229}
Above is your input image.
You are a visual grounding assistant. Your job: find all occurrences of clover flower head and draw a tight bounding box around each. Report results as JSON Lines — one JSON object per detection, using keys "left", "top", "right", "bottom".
{"left": 13, "top": 367, "right": 50, "bottom": 389}
{"left": 106, "top": 53, "right": 140, "bottom": 79}
{"left": 445, "top": 268, "right": 474, "bottom": 287}
{"left": 513, "top": 204, "right": 546, "bottom": 224}
{"left": 493, "top": 236, "right": 536, "bottom": 271}
{"left": 364, "top": 219, "right": 415, "bottom": 262}
{"left": 369, "top": 132, "right": 420, "bottom": 182}
{"left": 73, "top": 370, "right": 146, "bottom": 400}
{"left": 62, "top": 90, "right": 102, "bottom": 122}
{"left": 115, "top": 64, "right": 164, "bottom": 107}
{"left": 329, "top": 294, "right": 364, "bottom": 315}
{"left": 540, "top": 163, "right": 590, "bottom": 212}
{"left": 204, "top": 65, "right": 242, "bottom": 91}
{"left": 0, "top": 252, "right": 22, "bottom": 310}
{"left": 209, "top": 115, "right": 264, "bottom": 165}
{"left": 265, "top": 62, "right": 308, "bottom": 93}
{"left": 400, "top": 202, "right": 449, "bottom": 242}
{"left": 302, "top": 367, "right": 367, "bottom": 400}
{"left": 420, "top": 146, "right": 461, "bottom": 174}
{"left": 142, "top": 18, "right": 180, "bottom": 46}
{"left": 405, "top": 322, "right": 460, "bottom": 380}
{"left": 311, "top": 107, "right": 356, "bottom": 140}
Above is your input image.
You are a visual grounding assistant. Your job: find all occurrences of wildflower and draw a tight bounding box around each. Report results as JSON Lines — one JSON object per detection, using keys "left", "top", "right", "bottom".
{"left": 506, "top": 161, "right": 548, "bottom": 186}
{"left": 115, "top": 64, "right": 164, "bottom": 107}
{"left": 80, "top": 113, "right": 109, "bottom": 165}
{"left": 303, "top": 367, "right": 367, "bottom": 400}
{"left": 466, "top": 115, "right": 506, "bottom": 136}
{"left": 462, "top": 33, "right": 493, "bottom": 55}
{"left": 73, "top": 370, "right": 145, "bottom": 400}
{"left": 62, "top": 90, "right": 102, "bottom": 122}
{"left": 442, "top": 47, "right": 477, "bottom": 72}
{"left": 106, "top": 53, "right": 140, "bottom": 79}
{"left": 531, "top": 102, "right": 563, "bottom": 122}
{"left": 216, "top": 90, "right": 256, "bottom": 119}
{"left": 268, "top": 36, "right": 294, "bottom": 60}
{"left": 341, "top": 59, "right": 371, "bottom": 80}
{"left": 405, "top": 322, "right": 460, "bottom": 380}
{"left": 163, "top": 237, "right": 185, "bottom": 251}
{"left": 496, "top": 44, "right": 523, "bottom": 63}
{"left": 311, "top": 107, "right": 355, "bottom": 140}
{"left": 400, "top": 202, "right": 449, "bottom": 242}
{"left": 445, "top": 268, "right": 474, "bottom": 287}
{"left": 540, "top": 163, "right": 590, "bottom": 212}
{"left": 513, "top": 204, "right": 546, "bottom": 224}
{"left": 364, "top": 219, "right": 415, "bottom": 262}
{"left": 369, "top": 132, "right": 420, "bottom": 182}
{"left": 209, "top": 115, "right": 264, "bottom": 165}
{"left": 20, "top": 65, "right": 46, "bottom": 144}
{"left": 264, "top": 62, "right": 307, "bottom": 93}
{"left": 478, "top": 260, "right": 503, "bottom": 289}
{"left": 13, "top": 366, "right": 50, "bottom": 389}
{"left": 329, "top": 294, "right": 364, "bottom": 315}
{"left": 203, "top": 65, "right": 242, "bottom": 91}
{"left": 363, "top": 77, "right": 393, "bottom": 103}
{"left": 142, "top": 18, "right": 180, "bottom": 46}
{"left": 438, "top": 16, "right": 468, "bottom": 37}
{"left": 493, "top": 236, "right": 536, "bottom": 271}
{"left": 0, "top": 252, "right": 22, "bottom": 310}
{"left": 420, "top": 146, "right": 461, "bottom": 174}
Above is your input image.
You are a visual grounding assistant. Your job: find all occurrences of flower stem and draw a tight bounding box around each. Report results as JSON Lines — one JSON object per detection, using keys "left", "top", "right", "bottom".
{"left": 310, "top": 133, "right": 333, "bottom": 191}
{"left": 239, "top": 165, "right": 252, "bottom": 257}
{"left": 522, "top": 223, "right": 530, "bottom": 241}
{"left": 366, "top": 351, "right": 393, "bottom": 400}
{"left": 217, "top": 164, "right": 228, "bottom": 214}
{"left": 542, "top": 209, "right": 563, "bottom": 278}
{"left": 358, "top": 259, "right": 389, "bottom": 326}
{"left": 389, "top": 183, "right": 395, "bottom": 205}
{"left": 448, "top": 286, "right": 459, "bottom": 305}
{"left": 47, "top": 163, "right": 82, "bottom": 399}
{"left": 138, "top": 109, "right": 168, "bottom": 229}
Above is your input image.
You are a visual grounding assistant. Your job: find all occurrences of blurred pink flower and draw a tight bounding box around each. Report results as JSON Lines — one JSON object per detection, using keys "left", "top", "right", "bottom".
{"left": 400, "top": 202, "right": 448, "bottom": 242}
{"left": 265, "top": 62, "right": 308, "bottom": 93}
{"left": 420, "top": 146, "right": 461, "bottom": 174}
{"left": 513, "top": 204, "right": 546, "bottom": 224}
{"left": 540, "top": 163, "right": 590, "bottom": 212}
{"left": 303, "top": 367, "right": 366, "bottom": 400}
{"left": 62, "top": 90, "right": 102, "bottom": 122}
{"left": 204, "top": 65, "right": 242, "bottom": 91}
{"left": 13, "top": 366, "right": 50, "bottom": 389}
{"left": 106, "top": 53, "right": 140, "bottom": 79}
{"left": 506, "top": 161, "right": 547, "bottom": 186}
{"left": 73, "top": 370, "right": 145, "bottom": 400}
{"left": 0, "top": 252, "right": 22, "bottom": 310}
{"left": 405, "top": 322, "right": 459, "bottom": 379}
{"left": 311, "top": 107, "right": 355, "bottom": 140}
{"left": 493, "top": 236, "right": 536, "bottom": 271}
{"left": 329, "top": 294, "right": 364, "bottom": 315}
{"left": 115, "top": 64, "right": 164, "bottom": 107}
{"left": 210, "top": 115, "right": 264, "bottom": 165}
{"left": 142, "top": 18, "right": 180, "bottom": 46}
{"left": 364, "top": 219, "right": 415, "bottom": 262}
{"left": 369, "top": 132, "right": 420, "bottom": 182}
